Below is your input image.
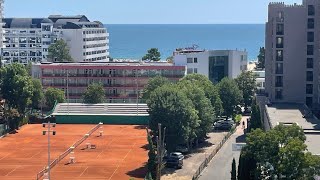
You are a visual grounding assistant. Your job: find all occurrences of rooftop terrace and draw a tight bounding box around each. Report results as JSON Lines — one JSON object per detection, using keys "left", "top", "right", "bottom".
{"left": 265, "top": 103, "right": 320, "bottom": 155}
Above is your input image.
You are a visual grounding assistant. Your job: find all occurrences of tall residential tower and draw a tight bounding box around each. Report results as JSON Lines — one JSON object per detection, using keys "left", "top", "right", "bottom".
{"left": 265, "top": 0, "right": 320, "bottom": 106}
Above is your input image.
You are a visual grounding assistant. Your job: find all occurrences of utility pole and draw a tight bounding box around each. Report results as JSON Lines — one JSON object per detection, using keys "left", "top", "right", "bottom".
{"left": 42, "top": 118, "right": 56, "bottom": 180}
{"left": 156, "top": 123, "right": 166, "bottom": 180}
{"left": 66, "top": 69, "right": 69, "bottom": 115}
{"left": 135, "top": 68, "right": 139, "bottom": 115}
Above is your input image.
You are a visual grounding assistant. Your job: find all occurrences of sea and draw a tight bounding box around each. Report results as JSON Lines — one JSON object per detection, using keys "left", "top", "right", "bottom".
{"left": 105, "top": 24, "right": 265, "bottom": 61}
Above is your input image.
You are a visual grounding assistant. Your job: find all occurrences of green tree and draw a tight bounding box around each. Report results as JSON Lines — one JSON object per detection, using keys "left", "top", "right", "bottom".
{"left": 249, "top": 99, "right": 262, "bottom": 131}
{"left": 45, "top": 87, "right": 65, "bottom": 110}
{"left": 147, "top": 84, "right": 199, "bottom": 152}
{"left": 48, "top": 39, "right": 73, "bottom": 62}
{"left": 256, "top": 47, "right": 265, "bottom": 69}
{"left": 142, "top": 48, "right": 161, "bottom": 61}
{"left": 217, "top": 78, "right": 243, "bottom": 118}
{"left": 166, "top": 56, "right": 173, "bottom": 63}
{"left": 235, "top": 71, "right": 256, "bottom": 111}
{"left": 142, "top": 76, "right": 170, "bottom": 100}
{"left": 231, "top": 158, "right": 237, "bottom": 180}
{"left": 146, "top": 129, "right": 157, "bottom": 180}
{"left": 180, "top": 74, "right": 223, "bottom": 115}
{"left": 83, "top": 83, "right": 105, "bottom": 104}
{"left": 0, "top": 63, "right": 34, "bottom": 114}
{"left": 178, "top": 80, "right": 215, "bottom": 141}
{"left": 31, "top": 79, "right": 44, "bottom": 110}
{"left": 239, "top": 124, "right": 320, "bottom": 179}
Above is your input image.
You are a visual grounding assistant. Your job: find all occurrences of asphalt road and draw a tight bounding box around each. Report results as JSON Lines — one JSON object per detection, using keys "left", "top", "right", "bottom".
{"left": 198, "top": 117, "right": 248, "bottom": 180}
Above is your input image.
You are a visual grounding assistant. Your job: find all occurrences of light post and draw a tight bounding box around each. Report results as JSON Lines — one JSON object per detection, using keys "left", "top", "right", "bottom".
{"left": 135, "top": 68, "right": 139, "bottom": 115}
{"left": 66, "top": 69, "right": 69, "bottom": 115}
{"left": 42, "top": 117, "right": 56, "bottom": 180}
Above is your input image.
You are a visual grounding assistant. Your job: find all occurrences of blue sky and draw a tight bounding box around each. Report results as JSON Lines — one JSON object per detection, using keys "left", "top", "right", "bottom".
{"left": 6, "top": 0, "right": 300, "bottom": 24}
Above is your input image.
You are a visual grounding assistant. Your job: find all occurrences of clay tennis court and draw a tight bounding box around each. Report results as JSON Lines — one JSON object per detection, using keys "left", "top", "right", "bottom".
{"left": 0, "top": 124, "right": 148, "bottom": 180}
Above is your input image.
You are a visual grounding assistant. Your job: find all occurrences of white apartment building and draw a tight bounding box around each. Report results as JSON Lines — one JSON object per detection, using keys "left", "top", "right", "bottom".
{"left": 173, "top": 49, "right": 248, "bottom": 83}
{"left": 2, "top": 15, "right": 109, "bottom": 64}
{"left": 253, "top": 70, "right": 265, "bottom": 93}
{"left": 0, "top": 0, "right": 4, "bottom": 52}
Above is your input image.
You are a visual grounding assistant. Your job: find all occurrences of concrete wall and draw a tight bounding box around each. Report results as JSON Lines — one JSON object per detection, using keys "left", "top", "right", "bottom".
{"left": 55, "top": 115, "right": 149, "bottom": 125}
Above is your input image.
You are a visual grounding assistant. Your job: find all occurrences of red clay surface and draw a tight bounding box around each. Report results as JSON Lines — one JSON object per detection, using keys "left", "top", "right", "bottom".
{"left": 0, "top": 124, "right": 148, "bottom": 180}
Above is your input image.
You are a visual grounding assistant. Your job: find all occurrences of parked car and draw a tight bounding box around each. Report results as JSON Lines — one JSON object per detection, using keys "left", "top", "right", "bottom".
{"left": 165, "top": 158, "right": 183, "bottom": 169}
{"left": 214, "top": 121, "right": 233, "bottom": 130}
{"left": 164, "top": 152, "right": 184, "bottom": 169}
{"left": 176, "top": 145, "right": 189, "bottom": 153}
{"left": 169, "top": 152, "right": 184, "bottom": 159}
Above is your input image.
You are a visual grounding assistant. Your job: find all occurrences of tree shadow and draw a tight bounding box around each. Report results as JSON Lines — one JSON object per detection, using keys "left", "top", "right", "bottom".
{"left": 162, "top": 167, "right": 176, "bottom": 175}
{"left": 126, "top": 163, "right": 148, "bottom": 178}
{"left": 140, "top": 144, "right": 148, "bottom": 150}
{"left": 134, "top": 125, "right": 148, "bottom": 130}
{"left": 9, "top": 130, "right": 18, "bottom": 134}
{"left": 236, "top": 134, "right": 246, "bottom": 143}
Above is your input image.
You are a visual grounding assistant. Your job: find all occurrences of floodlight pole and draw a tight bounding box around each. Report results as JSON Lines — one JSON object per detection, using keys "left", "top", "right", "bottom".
{"left": 47, "top": 121, "right": 51, "bottom": 179}
{"left": 136, "top": 68, "right": 139, "bottom": 115}
{"left": 42, "top": 120, "right": 56, "bottom": 180}
{"left": 66, "top": 69, "right": 69, "bottom": 115}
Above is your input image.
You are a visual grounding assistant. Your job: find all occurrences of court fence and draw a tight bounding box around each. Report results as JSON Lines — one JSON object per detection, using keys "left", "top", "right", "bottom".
{"left": 191, "top": 126, "right": 236, "bottom": 180}
{"left": 36, "top": 123, "right": 102, "bottom": 180}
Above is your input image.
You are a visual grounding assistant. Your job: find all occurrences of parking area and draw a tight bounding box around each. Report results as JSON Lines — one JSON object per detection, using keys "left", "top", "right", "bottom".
{"left": 162, "top": 130, "right": 229, "bottom": 180}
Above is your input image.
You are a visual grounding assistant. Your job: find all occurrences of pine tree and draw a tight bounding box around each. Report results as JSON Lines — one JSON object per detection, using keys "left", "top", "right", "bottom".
{"left": 231, "top": 158, "right": 237, "bottom": 180}
{"left": 146, "top": 129, "right": 157, "bottom": 180}
{"left": 250, "top": 99, "right": 262, "bottom": 131}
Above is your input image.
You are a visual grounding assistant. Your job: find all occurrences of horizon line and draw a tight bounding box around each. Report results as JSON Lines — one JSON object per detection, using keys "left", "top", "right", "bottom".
{"left": 103, "top": 23, "right": 265, "bottom": 25}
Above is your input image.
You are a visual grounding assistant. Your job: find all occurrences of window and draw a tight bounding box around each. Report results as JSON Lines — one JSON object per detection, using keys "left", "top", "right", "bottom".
{"left": 277, "top": 11, "right": 284, "bottom": 22}
{"left": 275, "top": 63, "right": 283, "bottom": 74}
{"left": 306, "top": 84, "right": 313, "bottom": 94}
{"left": 276, "top": 24, "right": 284, "bottom": 35}
{"left": 306, "top": 97, "right": 313, "bottom": 106}
{"left": 307, "top": 71, "right": 313, "bottom": 81}
{"left": 275, "top": 89, "right": 283, "bottom": 100}
{"left": 275, "top": 76, "right": 283, "bottom": 87}
{"left": 308, "top": 5, "right": 315, "bottom": 16}
{"left": 276, "top": 37, "right": 283, "bottom": 48}
{"left": 307, "top": 32, "right": 314, "bottom": 42}
{"left": 307, "top": 58, "right": 313, "bottom": 68}
{"left": 276, "top": 50, "right": 283, "bottom": 61}
{"left": 42, "top": 25, "right": 51, "bottom": 31}
{"left": 187, "top": 58, "right": 193, "bottom": 63}
{"left": 194, "top": 68, "right": 198, "bottom": 73}
{"left": 308, "top": 18, "right": 314, "bottom": 29}
{"left": 194, "top": 58, "right": 198, "bottom": 63}
{"left": 187, "top": 68, "right": 193, "bottom": 74}
{"left": 42, "top": 34, "right": 51, "bottom": 38}
{"left": 19, "top": 37, "right": 27, "bottom": 43}
{"left": 307, "top": 45, "right": 314, "bottom": 55}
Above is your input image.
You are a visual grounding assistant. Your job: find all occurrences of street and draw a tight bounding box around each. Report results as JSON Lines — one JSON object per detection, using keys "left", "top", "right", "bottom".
{"left": 198, "top": 116, "right": 248, "bottom": 180}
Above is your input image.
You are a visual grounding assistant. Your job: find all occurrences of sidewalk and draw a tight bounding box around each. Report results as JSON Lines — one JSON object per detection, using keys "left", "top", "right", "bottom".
{"left": 162, "top": 131, "right": 229, "bottom": 180}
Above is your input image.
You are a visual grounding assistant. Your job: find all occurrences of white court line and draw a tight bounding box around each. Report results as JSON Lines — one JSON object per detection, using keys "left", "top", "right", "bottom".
{"left": 79, "top": 166, "right": 89, "bottom": 177}
{"left": 108, "top": 142, "right": 137, "bottom": 180}
{"left": 5, "top": 165, "right": 20, "bottom": 176}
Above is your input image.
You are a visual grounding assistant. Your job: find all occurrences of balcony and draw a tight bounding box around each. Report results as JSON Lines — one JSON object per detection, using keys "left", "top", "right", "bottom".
{"left": 42, "top": 73, "right": 184, "bottom": 79}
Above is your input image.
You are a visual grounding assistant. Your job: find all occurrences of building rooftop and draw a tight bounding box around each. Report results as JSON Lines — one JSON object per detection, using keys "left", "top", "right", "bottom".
{"left": 3, "top": 18, "right": 52, "bottom": 28}
{"left": 265, "top": 103, "right": 320, "bottom": 154}
{"left": 52, "top": 103, "right": 149, "bottom": 116}
{"left": 3, "top": 15, "right": 103, "bottom": 29}
{"left": 36, "top": 61, "right": 182, "bottom": 67}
